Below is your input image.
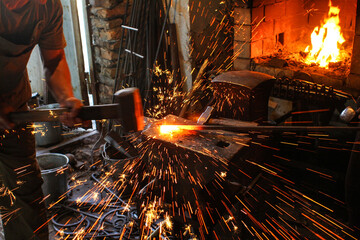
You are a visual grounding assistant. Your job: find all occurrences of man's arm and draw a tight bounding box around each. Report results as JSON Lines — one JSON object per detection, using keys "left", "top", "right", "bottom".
{"left": 40, "top": 48, "right": 83, "bottom": 127}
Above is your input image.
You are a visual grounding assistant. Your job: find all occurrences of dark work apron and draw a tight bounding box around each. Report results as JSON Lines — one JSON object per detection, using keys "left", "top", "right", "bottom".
{"left": 0, "top": 20, "right": 49, "bottom": 240}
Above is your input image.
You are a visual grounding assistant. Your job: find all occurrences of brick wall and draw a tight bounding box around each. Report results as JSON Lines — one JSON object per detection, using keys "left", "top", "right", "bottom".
{"left": 252, "top": 0, "right": 356, "bottom": 57}
{"left": 89, "top": 0, "right": 128, "bottom": 103}
{"left": 234, "top": 0, "right": 357, "bottom": 71}
{"left": 347, "top": 0, "right": 360, "bottom": 91}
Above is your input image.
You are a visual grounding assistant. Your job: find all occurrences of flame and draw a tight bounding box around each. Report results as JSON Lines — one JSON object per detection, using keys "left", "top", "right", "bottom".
{"left": 304, "top": 0, "right": 345, "bottom": 68}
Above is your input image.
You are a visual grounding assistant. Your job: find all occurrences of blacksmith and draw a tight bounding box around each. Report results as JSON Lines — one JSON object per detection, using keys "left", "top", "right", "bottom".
{"left": 0, "top": 0, "right": 83, "bottom": 239}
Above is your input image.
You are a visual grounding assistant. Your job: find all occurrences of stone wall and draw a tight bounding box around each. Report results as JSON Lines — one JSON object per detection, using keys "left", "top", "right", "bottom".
{"left": 89, "top": 0, "right": 128, "bottom": 103}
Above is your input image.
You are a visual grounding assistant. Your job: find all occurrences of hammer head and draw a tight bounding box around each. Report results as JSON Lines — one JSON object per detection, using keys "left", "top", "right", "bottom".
{"left": 114, "top": 88, "right": 144, "bottom": 132}
{"left": 340, "top": 106, "right": 356, "bottom": 123}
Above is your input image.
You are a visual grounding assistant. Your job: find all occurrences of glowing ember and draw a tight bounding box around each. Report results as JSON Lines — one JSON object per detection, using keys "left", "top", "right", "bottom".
{"left": 159, "top": 125, "right": 181, "bottom": 134}
{"left": 159, "top": 125, "right": 202, "bottom": 135}
{"left": 304, "top": 0, "right": 345, "bottom": 68}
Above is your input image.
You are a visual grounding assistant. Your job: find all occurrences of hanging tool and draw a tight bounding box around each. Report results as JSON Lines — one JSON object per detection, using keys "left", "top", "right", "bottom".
{"left": 9, "top": 88, "right": 144, "bottom": 132}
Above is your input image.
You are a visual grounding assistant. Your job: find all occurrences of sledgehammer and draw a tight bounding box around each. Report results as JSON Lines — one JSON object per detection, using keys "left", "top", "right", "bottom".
{"left": 9, "top": 88, "right": 144, "bottom": 132}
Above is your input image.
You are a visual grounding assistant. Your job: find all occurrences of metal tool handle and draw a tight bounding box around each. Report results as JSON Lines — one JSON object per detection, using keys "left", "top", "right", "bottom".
{"left": 9, "top": 104, "right": 120, "bottom": 123}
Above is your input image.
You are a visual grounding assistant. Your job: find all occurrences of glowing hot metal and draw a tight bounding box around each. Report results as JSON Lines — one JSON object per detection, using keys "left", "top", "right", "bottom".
{"left": 159, "top": 124, "right": 360, "bottom": 134}
{"left": 159, "top": 125, "right": 202, "bottom": 135}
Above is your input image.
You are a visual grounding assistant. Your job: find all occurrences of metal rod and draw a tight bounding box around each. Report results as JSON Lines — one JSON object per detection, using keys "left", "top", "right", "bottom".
{"left": 125, "top": 49, "right": 144, "bottom": 58}
{"left": 167, "top": 125, "right": 360, "bottom": 132}
{"left": 150, "top": 0, "right": 172, "bottom": 79}
{"left": 121, "top": 25, "right": 139, "bottom": 31}
{"left": 91, "top": 173, "right": 127, "bottom": 205}
{"left": 113, "top": 0, "right": 131, "bottom": 97}
{"left": 62, "top": 205, "right": 109, "bottom": 223}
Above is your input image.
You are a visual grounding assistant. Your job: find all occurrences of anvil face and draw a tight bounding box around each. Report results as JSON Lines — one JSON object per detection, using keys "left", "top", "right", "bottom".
{"left": 137, "top": 115, "right": 253, "bottom": 233}
{"left": 140, "top": 115, "right": 251, "bottom": 201}
{"left": 142, "top": 114, "right": 251, "bottom": 164}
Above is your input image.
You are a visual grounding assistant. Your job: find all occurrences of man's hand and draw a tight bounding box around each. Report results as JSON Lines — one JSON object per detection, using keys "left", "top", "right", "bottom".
{"left": 0, "top": 104, "right": 15, "bottom": 130}
{"left": 59, "top": 97, "right": 86, "bottom": 127}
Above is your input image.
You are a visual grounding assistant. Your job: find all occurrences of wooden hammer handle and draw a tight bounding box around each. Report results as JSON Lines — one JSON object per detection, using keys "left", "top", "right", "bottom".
{"left": 9, "top": 104, "right": 120, "bottom": 123}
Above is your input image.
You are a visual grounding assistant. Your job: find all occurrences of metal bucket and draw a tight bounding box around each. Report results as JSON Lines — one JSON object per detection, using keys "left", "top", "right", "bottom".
{"left": 102, "top": 143, "right": 137, "bottom": 173}
{"left": 37, "top": 153, "right": 69, "bottom": 205}
{"left": 34, "top": 104, "right": 62, "bottom": 147}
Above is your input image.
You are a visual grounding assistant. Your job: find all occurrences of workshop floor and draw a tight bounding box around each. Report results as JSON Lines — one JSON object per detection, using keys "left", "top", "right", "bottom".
{"left": 37, "top": 129, "right": 102, "bottom": 240}
{"left": 48, "top": 174, "right": 97, "bottom": 239}
{"left": 17, "top": 125, "right": 357, "bottom": 240}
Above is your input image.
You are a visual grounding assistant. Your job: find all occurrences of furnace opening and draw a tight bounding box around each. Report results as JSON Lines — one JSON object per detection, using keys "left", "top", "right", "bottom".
{"left": 234, "top": 0, "right": 358, "bottom": 92}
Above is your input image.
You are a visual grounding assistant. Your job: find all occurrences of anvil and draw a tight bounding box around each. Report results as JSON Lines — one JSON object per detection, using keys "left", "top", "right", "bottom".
{"left": 142, "top": 114, "right": 251, "bottom": 180}
{"left": 139, "top": 115, "right": 251, "bottom": 220}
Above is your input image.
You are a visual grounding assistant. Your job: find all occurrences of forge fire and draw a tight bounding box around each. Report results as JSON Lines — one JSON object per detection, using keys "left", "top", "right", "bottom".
{"left": 304, "top": 0, "right": 346, "bottom": 68}
{"left": 1, "top": 0, "right": 360, "bottom": 240}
